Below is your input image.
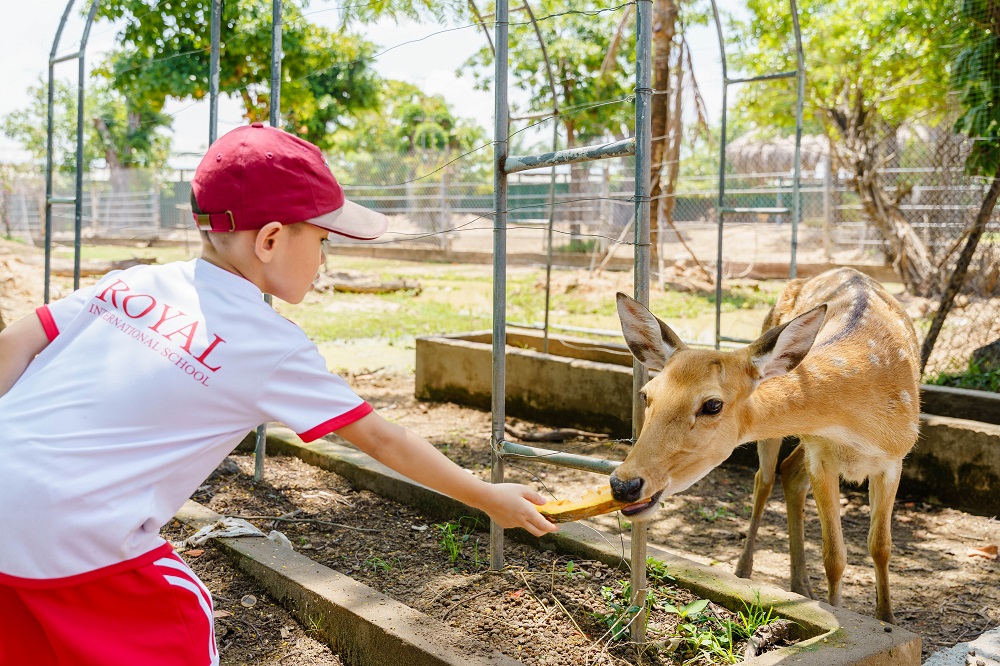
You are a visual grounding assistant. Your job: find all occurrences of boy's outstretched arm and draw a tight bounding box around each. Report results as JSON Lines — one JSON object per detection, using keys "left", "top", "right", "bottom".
{"left": 0, "top": 314, "right": 49, "bottom": 398}
{"left": 335, "top": 411, "right": 559, "bottom": 537}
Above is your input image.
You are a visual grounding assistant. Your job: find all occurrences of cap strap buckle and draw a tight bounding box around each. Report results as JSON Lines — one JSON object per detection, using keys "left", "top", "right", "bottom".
{"left": 195, "top": 211, "right": 237, "bottom": 232}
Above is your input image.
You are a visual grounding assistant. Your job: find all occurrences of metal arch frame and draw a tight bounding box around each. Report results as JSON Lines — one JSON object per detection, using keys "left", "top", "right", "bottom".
{"left": 44, "top": 0, "right": 284, "bottom": 481}
{"left": 44, "top": 0, "right": 100, "bottom": 303}
{"left": 487, "top": 0, "right": 805, "bottom": 642}
{"left": 711, "top": 0, "right": 806, "bottom": 348}
{"left": 489, "top": 0, "right": 654, "bottom": 641}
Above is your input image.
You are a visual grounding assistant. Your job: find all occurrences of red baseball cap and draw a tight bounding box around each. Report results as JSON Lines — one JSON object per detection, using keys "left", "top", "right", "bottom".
{"left": 190, "top": 123, "right": 388, "bottom": 240}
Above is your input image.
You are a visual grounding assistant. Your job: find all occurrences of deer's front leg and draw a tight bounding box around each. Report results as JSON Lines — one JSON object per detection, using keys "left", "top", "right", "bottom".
{"left": 807, "top": 454, "right": 847, "bottom": 608}
{"left": 735, "top": 438, "right": 782, "bottom": 579}
{"left": 868, "top": 463, "right": 902, "bottom": 624}
{"left": 780, "top": 443, "right": 814, "bottom": 598}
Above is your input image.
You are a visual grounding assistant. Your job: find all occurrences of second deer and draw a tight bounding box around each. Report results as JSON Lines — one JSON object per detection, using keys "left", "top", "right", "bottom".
{"left": 611, "top": 267, "right": 920, "bottom": 623}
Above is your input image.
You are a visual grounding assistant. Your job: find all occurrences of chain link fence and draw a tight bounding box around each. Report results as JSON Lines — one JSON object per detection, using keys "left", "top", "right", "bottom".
{"left": 3, "top": 138, "right": 998, "bottom": 386}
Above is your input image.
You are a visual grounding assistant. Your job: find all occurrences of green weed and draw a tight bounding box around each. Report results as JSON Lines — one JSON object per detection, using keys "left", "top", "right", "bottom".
{"left": 364, "top": 555, "right": 399, "bottom": 575}
{"left": 595, "top": 583, "right": 648, "bottom": 641}
{"left": 433, "top": 517, "right": 483, "bottom": 566}
{"left": 646, "top": 556, "right": 674, "bottom": 585}
{"left": 697, "top": 505, "right": 735, "bottom": 522}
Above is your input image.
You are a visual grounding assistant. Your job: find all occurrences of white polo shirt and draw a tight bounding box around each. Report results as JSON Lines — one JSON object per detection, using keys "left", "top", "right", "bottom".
{"left": 0, "top": 259, "right": 371, "bottom": 586}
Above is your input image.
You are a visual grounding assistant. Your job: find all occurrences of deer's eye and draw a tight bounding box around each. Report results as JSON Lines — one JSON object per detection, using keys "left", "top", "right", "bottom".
{"left": 699, "top": 398, "right": 723, "bottom": 416}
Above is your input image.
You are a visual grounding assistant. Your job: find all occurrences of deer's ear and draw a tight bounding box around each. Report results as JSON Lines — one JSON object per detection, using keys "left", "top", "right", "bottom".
{"left": 616, "top": 292, "right": 685, "bottom": 371}
{"left": 748, "top": 304, "right": 827, "bottom": 385}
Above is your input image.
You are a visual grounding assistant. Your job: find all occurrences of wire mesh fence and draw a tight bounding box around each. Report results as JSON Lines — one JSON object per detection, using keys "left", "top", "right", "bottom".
{"left": 3, "top": 133, "right": 999, "bottom": 387}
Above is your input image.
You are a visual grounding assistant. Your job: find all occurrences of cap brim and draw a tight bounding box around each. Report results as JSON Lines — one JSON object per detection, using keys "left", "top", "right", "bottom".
{"left": 307, "top": 200, "right": 388, "bottom": 240}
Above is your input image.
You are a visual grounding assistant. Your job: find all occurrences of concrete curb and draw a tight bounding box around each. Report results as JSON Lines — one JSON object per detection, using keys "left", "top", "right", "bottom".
{"left": 237, "top": 426, "right": 922, "bottom": 666}
{"left": 173, "top": 501, "right": 524, "bottom": 666}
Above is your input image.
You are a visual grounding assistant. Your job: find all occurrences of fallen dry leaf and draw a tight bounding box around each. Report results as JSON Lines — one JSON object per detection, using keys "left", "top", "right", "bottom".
{"left": 967, "top": 544, "right": 998, "bottom": 560}
{"left": 212, "top": 610, "right": 232, "bottom": 619}
{"left": 185, "top": 549, "right": 205, "bottom": 557}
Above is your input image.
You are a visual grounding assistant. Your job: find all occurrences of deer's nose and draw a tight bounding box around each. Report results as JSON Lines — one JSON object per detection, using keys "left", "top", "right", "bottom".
{"left": 610, "top": 474, "right": 644, "bottom": 503}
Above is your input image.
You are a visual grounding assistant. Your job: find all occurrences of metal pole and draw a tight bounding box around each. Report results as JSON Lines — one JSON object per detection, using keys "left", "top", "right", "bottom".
{"left": 255, "top": 0, "right": 282, "bottom": 484}
{"left": 520, "top": 0, "right": 560, "bottom": 356}
{"left": 209, "top": 0, "right": 222, "bottom": 144}
{"left": 789, "top": 0, "right": 805, "bottom": 279}
{"left": 269, "top": 0, "right": 282, "bottom": 128}
{"left": 73, "top": 2, "right": 100, "bottom": 292}
{"left": 710, "top": 0, "right": 728, "bottom": 350}
{"left": 45, "top": 0, "right": 77, "bottom": 304}
{"left": 489, "top": 0, "right": 510, "bottom": 572}
{"left": 631, "top": 0, "right": 653, "bottom": 643}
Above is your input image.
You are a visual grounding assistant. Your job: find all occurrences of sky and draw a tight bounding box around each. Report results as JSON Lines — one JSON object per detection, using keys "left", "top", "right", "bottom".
{"left": 0, "top": 0, "right": 729, "bottom": 167}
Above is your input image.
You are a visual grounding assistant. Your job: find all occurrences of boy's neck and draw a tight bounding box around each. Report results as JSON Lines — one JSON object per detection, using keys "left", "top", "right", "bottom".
{"left": 199, "top": 235, "right": 265, "bottom": 292}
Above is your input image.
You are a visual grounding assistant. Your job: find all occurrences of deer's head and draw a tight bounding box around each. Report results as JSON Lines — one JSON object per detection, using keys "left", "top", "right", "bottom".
{"left": 609, "top": 293, "right": 827, "bottom": 521}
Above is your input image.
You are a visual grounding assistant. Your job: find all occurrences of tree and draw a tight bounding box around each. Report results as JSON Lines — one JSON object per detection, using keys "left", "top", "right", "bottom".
{"left": 920, "top": 0, "right": 1000, "bottom": 369}
{"left": 461, "top": 0, "right": 635, "bottom": 245}
{"left": 94, "top": 0, "right": 382, "bottom": 149}
{"left": 330, "top": 80, "right": 489, "bottom": 183}
{"left": 3, "top": 77, "right": 170, "bottom": 177}
{"left": 4, "top": 79, "right": 94, "bottom": 171}
{"left": 731, "top": 0, "right": 957, "bottom": 295}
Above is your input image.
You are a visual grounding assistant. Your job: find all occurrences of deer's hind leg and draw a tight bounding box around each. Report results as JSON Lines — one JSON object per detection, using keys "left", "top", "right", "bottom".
{"left": 735, "top": 438, "right": 782, "bottom": 579}
{"left": 804, "top": 446, "right": 848, "bottom": 609}
{"left": 779, "top": 442, "right": 815, "bottom": 599}
{"left": 868, "top": 462, "right": 902, "bottom": 624}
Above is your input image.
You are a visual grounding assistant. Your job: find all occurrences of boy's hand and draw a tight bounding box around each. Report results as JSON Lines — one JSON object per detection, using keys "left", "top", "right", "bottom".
{"left": 479, "top": 483, "right": 560, "bottom": 537}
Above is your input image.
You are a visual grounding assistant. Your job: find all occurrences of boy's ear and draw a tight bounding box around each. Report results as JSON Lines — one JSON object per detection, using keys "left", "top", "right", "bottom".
{"left": 253, "top": 222, "right": 284, "bottom": 261}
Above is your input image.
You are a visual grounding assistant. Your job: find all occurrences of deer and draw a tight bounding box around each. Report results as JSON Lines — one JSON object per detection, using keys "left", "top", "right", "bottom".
{"left": 610, "top": 267, "right": 920, "bottom": 624}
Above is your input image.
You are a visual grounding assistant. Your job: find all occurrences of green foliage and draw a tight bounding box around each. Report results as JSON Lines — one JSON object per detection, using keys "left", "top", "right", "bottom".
{"left": 338, "top": 0, "right": 467, "bottom": 25}
{"left": 3, "top": 77, "right": 170, "bottom": 170}
{"left": 926, "top": 357, "right": 1000, "bottom": 392}
{"left": 94, "top": 0, "right": 382, "bottom": 149}
{"left": 730, "top": 0, "right": 956, "bottom": 138}
{"left": 463, "top": 0, "right": 636, "bottom": 147}
{"left": 952, "top": 0, "right": 1000, "bottom": 175}
{"left": 330, "top": 80, "right": 489, "bottom": 184}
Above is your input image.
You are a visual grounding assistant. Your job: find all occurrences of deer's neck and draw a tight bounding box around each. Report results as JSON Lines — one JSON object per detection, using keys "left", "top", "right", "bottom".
{"left": 741, "top": 371, "right": 838, "bottom": 442}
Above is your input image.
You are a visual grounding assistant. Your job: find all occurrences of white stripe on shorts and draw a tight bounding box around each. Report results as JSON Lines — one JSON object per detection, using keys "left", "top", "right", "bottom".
{"left": 154, "top": 556, "right": 219, "bottom": 666}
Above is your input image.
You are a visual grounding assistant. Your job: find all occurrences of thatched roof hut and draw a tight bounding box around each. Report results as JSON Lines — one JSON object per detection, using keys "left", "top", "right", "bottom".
{"left": 725, "top": 131, "right": 828, "bottom": 174}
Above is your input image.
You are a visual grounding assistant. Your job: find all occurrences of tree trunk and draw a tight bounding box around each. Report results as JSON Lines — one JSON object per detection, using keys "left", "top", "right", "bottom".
{"left": 659, "top": 47, "right": 713, "bottom": 283}
{"left": 827, "top": 95, "right": 936, "bottom": 295}
{"left": 920, "top": 173, "right": 1000, "bottom": 371}
{"left": 93, "top": 117, "right": 131, "bottom": 200}
{"left": 648, "top": 0, "right": 678, "bottom": 277}
{"left": 855, "top": 172, "right": 936, "bottom": 294}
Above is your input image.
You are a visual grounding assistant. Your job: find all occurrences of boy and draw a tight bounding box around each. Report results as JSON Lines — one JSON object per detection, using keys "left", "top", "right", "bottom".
{"left": 0, "top": 123, "right": 558, "bottom": 665}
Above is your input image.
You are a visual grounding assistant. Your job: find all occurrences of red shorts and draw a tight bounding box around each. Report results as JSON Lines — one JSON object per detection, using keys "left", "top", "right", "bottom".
{"left": 0, "top": 548, "right": 218, "bottom": 666}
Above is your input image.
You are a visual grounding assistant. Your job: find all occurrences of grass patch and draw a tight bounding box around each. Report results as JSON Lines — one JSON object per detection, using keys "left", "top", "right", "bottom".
{"left": 59, "top": 248, "right": 779, "bottom": 346}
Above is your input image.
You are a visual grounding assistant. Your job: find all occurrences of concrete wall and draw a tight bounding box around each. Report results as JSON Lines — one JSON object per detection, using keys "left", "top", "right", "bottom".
{"left": 920, "top": 384, "right": 1000, "bottom": 426}
{"left": 415, "top": 332, "right": 634, "bottom": 436}
{"left": 415, "top": 331, "right": 1000, "bottom": 516}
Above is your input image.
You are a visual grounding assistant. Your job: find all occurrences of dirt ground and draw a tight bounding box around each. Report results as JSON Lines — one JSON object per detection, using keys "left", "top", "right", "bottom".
{"left": 3, "top": 239, "right": 998, "bottom": 664}
{"left": 186, "top": 451, "right": 779, "bottom": 666}
{"left": 162, "top": 370, "right": 1000, "bottom": 665}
